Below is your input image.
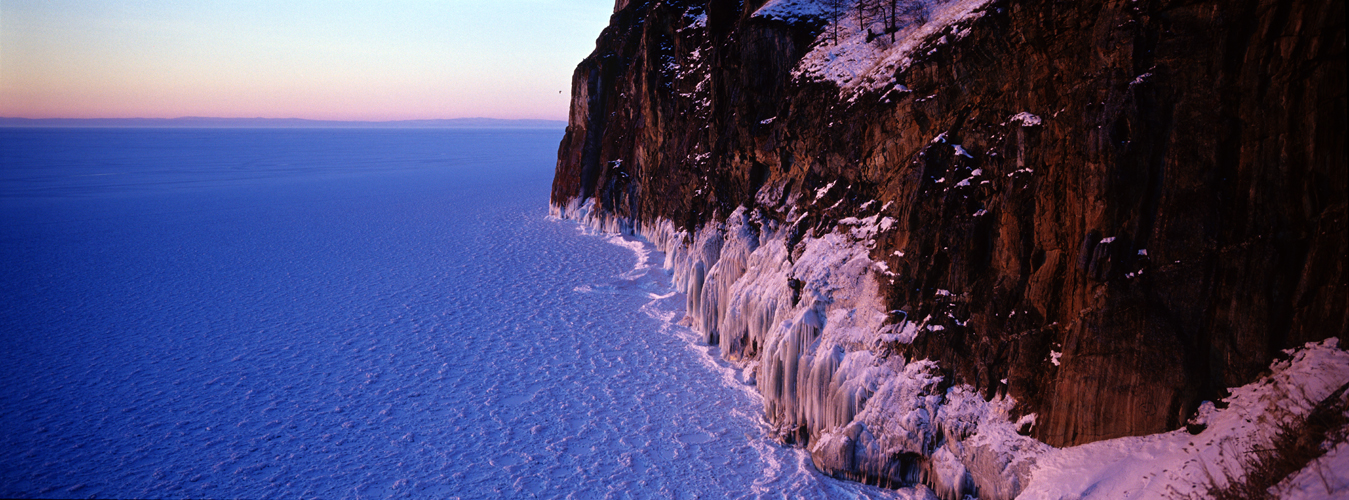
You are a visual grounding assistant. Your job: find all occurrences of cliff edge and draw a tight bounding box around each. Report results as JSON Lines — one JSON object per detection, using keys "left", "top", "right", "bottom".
{"left": 551, "top": 0, "right": 1347, "bottom": 496}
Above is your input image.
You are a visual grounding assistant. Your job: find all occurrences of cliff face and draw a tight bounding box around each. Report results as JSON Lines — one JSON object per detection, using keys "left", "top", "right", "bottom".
{"left": 553, "top": 0, "right": 1346, "bottom": 494}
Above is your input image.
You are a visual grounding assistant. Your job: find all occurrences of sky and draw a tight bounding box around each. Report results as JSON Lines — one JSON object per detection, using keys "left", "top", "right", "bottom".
{"left": 0, "top": 1, "right": 614, "bottom": 121}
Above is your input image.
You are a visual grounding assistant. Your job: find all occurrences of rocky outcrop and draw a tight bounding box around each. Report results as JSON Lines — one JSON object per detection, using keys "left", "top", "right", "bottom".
{"left": 552, "top": 0, "right": 1346, "bottom": 495}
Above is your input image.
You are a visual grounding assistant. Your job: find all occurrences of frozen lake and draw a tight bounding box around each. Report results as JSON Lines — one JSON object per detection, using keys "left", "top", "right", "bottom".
{"left": 0, "top": 128, "right": 903, "bottom": 499}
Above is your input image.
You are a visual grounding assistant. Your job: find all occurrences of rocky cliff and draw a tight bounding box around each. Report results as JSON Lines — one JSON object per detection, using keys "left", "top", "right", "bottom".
{"left": 552, "top": 0, "right": 1346, "bottom": 496}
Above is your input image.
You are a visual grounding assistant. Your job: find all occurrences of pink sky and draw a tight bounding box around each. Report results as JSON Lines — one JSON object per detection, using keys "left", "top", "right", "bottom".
{"left": 1, "top": 1, "right": 611, "bottom": 121}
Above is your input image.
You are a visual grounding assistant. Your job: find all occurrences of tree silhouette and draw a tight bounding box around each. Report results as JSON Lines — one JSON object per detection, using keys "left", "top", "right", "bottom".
{"left": 829, "top": 0, "right": 846, "bottom": 43}
{"left": 827, "top": 0, "right": 929, "bottom": 44}
{"left": 856, "top": 0, "right": 929, "bottom": 42}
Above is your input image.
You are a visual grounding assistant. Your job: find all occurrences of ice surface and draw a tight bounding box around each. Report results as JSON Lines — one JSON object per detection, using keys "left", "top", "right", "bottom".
{"left": 0, "top": 128, "right": 907, "bottom": 499}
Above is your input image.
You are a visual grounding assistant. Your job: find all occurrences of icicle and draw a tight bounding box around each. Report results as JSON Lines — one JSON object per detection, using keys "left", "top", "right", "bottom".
{"left": 557, "top": 199, "right": 1043, "bottom": 496}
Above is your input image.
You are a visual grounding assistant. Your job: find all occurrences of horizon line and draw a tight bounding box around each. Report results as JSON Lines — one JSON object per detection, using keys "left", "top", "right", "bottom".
{"left": 0, "top": 116, "right": 568, "bottom": 129}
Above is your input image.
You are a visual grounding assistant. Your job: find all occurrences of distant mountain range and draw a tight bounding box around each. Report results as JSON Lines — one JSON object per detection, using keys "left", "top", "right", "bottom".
{"left": 0, "top": 117, "right": 566, "bottom": 129}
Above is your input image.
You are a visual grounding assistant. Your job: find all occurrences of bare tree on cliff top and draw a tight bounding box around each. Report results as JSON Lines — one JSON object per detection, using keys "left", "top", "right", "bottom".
{"left": 896, "top": 0, "right": 929, "bottom": 28}
{"left": 857, "top": 0, "right": 930, "bottom": 42}
{"left": 829, "top": 0, "right": 846, "bottom": 43}
{"left": 826, "top": 0, "right": 928, "bottom": 44}
{"left": 856, "top": 0, "right": 884, "bottom": 41}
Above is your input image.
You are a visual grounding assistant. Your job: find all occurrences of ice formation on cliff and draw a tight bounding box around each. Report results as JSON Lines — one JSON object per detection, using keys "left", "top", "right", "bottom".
{"left": 553, "top": 195, "right": 1349, "bottom": 499}
{"left": 554, "top": 195, "right": 1051, "bottom": 497}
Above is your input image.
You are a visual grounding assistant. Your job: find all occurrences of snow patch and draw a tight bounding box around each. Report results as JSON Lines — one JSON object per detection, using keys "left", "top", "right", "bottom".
{"left": 839, "top": 214, "right": 896, "bottom": 242}
{"left": 814, "top": 180, "right": 837, "bottom": 201}
{"left": 753, "top": 0, "right": 833, "bottom": 25}
{"left": 1021, "top": 339, "right": 1349, "bottom": 499}
{"left": 1009, "top": 112, "right": 1042, "bottom": 127}
{"left": 791, "top": 0, "right": 993, "bottom": 96}
{"left": 1271, "top": 439, "right": 1349, "bottom": 498}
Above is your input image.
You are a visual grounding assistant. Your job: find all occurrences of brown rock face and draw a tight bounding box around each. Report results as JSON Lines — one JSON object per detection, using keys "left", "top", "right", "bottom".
{"left": 553, "top": 0, "right": 1345, "bottom": 472}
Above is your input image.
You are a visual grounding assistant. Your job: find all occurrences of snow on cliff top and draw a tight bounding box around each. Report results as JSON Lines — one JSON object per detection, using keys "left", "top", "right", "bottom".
{"left": 754, "top": 0, "right": 991, "bottom": 94}
{"left": 752, "top": 0, "right": 833, "bottom": 24}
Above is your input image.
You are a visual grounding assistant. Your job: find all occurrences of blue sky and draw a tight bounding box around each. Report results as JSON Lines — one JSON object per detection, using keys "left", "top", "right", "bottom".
{"left": 0, "top": 1, "right": 613, "bottom": 120}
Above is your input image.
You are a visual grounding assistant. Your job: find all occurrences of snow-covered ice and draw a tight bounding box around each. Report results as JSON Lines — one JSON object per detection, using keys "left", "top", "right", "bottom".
{"left": 0, "top": 128, "right": 908, "bottom": 499}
